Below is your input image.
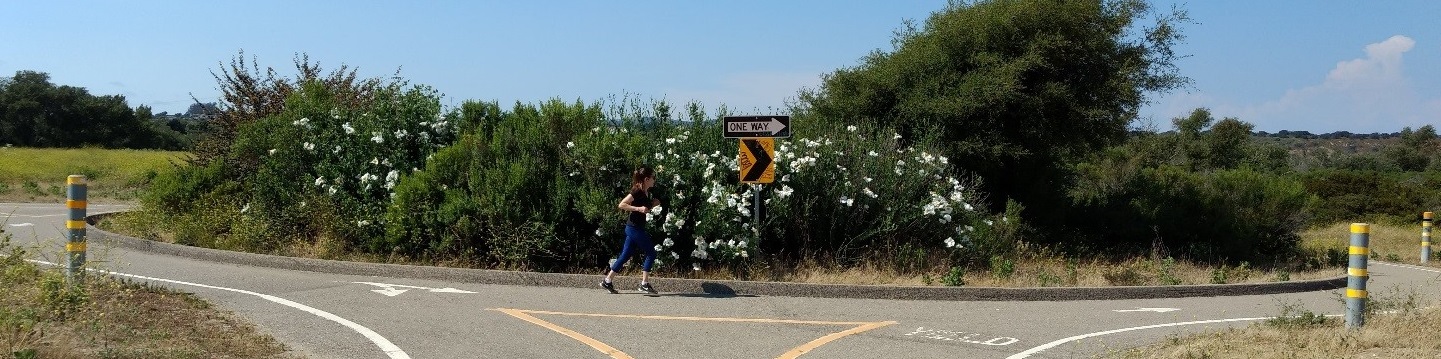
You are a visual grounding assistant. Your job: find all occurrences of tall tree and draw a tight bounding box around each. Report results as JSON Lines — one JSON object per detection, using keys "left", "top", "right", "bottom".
{"left": 192, "top": 50, "right": 386, "bottom": 166}
{"left": 0, "top": 70, "right": 172, "bottom": 148}
{"left": 799, "top": 0, "right": 1190, "bottom": 216}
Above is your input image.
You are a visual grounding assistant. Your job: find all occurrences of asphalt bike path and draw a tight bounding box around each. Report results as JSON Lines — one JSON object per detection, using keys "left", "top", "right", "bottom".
{"left": 7, "top": 202, "right": 1440, "bottom": 358}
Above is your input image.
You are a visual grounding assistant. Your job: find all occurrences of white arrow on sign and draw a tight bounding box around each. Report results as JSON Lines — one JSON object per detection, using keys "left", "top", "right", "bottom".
{"left": 1113, "top": 307, "right": 1181, "bottom": 313}
{"left": 353, "top": 281, "right": 477, "bottom": 297}
{"left": 731, "top": 118, "right": 788, "bottom": 136}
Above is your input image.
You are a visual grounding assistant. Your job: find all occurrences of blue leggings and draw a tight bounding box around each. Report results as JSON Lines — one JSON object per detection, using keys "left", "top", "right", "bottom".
{"left": 611, "top": 225, "right": 656, "bottom": 272}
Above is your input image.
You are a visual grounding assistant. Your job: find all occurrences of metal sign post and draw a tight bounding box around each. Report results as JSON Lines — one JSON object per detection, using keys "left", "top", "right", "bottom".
{"left": 725, "top": 116, "right": 789, "bottom": 252}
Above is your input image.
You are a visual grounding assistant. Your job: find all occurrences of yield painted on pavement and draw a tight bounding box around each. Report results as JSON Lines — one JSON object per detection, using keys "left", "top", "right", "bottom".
{"left": 352, "top": 281, "right": 477, "bottom": 297}
{"left": 903, "top": 327, "right": 1018, "bottom": 346}
{"left": 490, "top": 308, "right": 896, "bottom": 358}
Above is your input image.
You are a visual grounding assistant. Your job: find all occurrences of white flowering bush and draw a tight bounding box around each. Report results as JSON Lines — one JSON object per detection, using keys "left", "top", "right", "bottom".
{"left": 149, "top": 81, "right": 1010, "bottom": 274}
{"left": 379, "top": 95, "right": 1011, "bottom": 274}
{"left": 636, "top": 118, "right": 1007, "bottom": 274}
{"left": 228, "top": 80, "right": 457, "bottom": 251}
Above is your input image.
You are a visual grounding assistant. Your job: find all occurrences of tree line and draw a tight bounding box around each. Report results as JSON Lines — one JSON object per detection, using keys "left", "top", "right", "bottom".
{"left": 0, "top": 70, "right": 199, "bottom": 150}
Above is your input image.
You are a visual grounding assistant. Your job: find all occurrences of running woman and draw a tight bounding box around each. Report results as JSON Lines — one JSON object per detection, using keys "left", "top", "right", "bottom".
{"left": 601, "top": 166, "right": 660, "bottom": 293}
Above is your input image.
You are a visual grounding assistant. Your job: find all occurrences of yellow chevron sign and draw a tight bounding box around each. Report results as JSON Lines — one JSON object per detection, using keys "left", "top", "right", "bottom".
{"left": 738, "top": 138, "right": 775, "bottom": 184}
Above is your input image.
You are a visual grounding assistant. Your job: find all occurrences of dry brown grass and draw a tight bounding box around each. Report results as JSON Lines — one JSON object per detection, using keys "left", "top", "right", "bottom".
{"left": 1306, "top": 222, "right": 1441, "bottom": 268}
{"left": 1106, "top": 223, "right": 1441, "bottom": 358}
{"left": 714, "top": 255, "right": 1340, "bottom": 287}
{"left": 1110, "top": 290, "right": 1441, "bottom": 359}
{"left": 1, "top": 243, "right": 298, "bottom": 358}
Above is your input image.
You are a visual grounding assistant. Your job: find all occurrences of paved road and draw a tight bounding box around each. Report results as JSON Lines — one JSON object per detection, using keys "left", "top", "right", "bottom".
{"left": 6, "top": 202, "right": 1440, "bottom": 358}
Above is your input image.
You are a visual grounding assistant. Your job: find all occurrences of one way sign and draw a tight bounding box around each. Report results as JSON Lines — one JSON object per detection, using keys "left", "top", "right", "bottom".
{"left": 724, "top": 116, "right": 791, "bottom": 138}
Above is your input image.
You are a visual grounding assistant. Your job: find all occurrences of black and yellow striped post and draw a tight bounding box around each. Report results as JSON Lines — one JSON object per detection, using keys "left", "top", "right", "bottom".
{"left": 65, "top": 175, "right": 87, "bottom": 282}
{"left": 1423, "top": 212, "right": 1433, "bottom": 265}
{"left": 1346, "top": 223, "right": 1369, "bottom": 329}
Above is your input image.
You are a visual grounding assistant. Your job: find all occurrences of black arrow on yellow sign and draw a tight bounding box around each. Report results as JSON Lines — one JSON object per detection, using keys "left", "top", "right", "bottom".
{"left": 741, "top": 139, "right": 773, "bottom": 182}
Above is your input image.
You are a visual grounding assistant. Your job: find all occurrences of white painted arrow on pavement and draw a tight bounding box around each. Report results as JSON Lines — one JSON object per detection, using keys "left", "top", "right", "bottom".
{"left": 372, "top": 287, "right": 408, "bottom": 297}
{"left": 354, "top": 282, "right": 477, "bottom": 297}
{"left": 1112, "top": 307, "right": 1181, "bottom": 313}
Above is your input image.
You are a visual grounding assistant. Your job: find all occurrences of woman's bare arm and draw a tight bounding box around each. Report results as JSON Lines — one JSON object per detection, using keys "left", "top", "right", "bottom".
{"left": 618, "top": 194, "right": 647, "bottom": 212}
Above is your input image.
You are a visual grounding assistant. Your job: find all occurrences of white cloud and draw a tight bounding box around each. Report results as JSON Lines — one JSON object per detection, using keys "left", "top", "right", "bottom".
{"left": 1238, "top": 35, "right": 1435, "bottom": 132}
{"left": 1324, "top": 35, "right": 1413, "bottom": 88}
{"left": 1146, "top": 35, "right": 1438, "bottom": 133}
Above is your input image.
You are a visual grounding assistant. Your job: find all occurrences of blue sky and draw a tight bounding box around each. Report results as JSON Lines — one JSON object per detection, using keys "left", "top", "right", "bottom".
{"left": 1, "top": 1, "right": 1436, "bottom": 133}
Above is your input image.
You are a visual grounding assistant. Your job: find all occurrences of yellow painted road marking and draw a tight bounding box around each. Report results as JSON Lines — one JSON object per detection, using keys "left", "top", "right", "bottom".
{"left": 494, "top": 309, "right": 632, "bottom": 359}
{"left": 778, "top": 320, "right": 897, "bottom": 359}
{"left": 490, "top": 308, "right": 896, "bottom": 358}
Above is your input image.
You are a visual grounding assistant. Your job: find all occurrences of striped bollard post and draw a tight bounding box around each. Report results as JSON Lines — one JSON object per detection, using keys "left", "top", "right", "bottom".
{"left": 1423, "top": 212, "right": 1433, "bottom": 265}
{"left": 1346, "top": 223, "right": 1369, "bottom": 329}
{"left": 66, "top": 175, "right": 87, "bottom": 283}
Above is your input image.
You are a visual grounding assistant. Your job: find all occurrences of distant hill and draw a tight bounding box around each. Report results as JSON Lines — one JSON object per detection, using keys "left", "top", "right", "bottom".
{"left": 1255, "top": 134, "right": 1397, "bottom": 157}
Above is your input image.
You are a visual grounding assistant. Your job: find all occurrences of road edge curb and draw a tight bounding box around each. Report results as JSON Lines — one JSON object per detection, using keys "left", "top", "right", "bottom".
{"left": 87, "top": 211, "right": 1347, "bottom": 301}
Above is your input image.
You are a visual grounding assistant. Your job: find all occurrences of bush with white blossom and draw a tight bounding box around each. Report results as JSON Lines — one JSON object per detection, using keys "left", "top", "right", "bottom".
{"left": 230, "top": 80, "right": 457, "bottom": 250}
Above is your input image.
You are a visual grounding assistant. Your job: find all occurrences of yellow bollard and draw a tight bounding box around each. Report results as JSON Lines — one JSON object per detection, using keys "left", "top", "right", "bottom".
{"left": 1346, "top": 223, "right": 1369, "bottom": 329}
{"left": 66, "top": 175, "right": 87, "bottom": 283}
{"left": 1423, "top": 212, "right": 1433, "bottom": 265}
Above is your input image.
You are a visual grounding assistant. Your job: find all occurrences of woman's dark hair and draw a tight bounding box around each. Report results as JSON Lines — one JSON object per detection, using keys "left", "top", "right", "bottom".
{"left": 630, "top": 166, "right": 655, "bottom": 191}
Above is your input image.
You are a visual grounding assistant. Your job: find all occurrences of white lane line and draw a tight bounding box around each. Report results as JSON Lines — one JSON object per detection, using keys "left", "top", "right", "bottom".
{"left": 25, "top": 259, "right": 411, "bottom": 359}
{"left": 1005, "top": 317, "right": 1269, "bottom": 359}
{"left": 1014, "top": 261, "right": 1441, "bottom": 358}
{"left": 3, "top": 214, "right": 67, "bottom": 218}
{"left": 1373, "top": 261, "right": 1441, "bottom": 274}
{"left": 1009, "top": 313, "right": 1360, "bottom": 358}
{"left": 7, "top": 223, "right": 34, "bottom": 227}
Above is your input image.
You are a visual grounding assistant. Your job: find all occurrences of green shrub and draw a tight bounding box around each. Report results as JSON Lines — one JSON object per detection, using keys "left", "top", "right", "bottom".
{"left": 1036, "top": 272, "right": 1061, "bottom": 287}
{"left": 142, "top": 160, "right": 233, "bottom": 214}
{"left": 1065, "top": 258, "right": 1079, "bottom": 285}
{"left": 37, "top": 272, "right": 87, "bottom": 320}
{"left": 233, "top": 81, "right": 455, "bottom": 246}
{"left": 1299, "top": 169, "right": 1441, "bottom": 225}
{"left": 1273, "top": 270, "right": 1290, "bottom": 282}
{"left": 1210, "top": 266, "right": 1228, "bottom": 284}
{"left": 1072, "top": 164, "right": 1311, "bottom": 263}
{"left": 1156, "top": 257, "right": 1181, "bottom": 285}
{"left": 890, "top": 242, "right": 928, "bottom": 275}
{"left": 1264, "top": 301, "right": 1334, "bottom": 329}
{"left": 989, "top": 255, "right": 1015, "bottom": 279}
{"left": 941, "top": 266, "right": 965, "bottom": 286}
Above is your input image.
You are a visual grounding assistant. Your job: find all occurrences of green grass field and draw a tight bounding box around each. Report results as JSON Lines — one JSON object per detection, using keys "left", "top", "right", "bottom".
{"left": 0, "top": 147, "right": 188, "bottom": 202}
